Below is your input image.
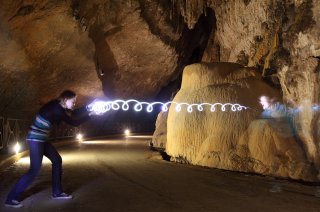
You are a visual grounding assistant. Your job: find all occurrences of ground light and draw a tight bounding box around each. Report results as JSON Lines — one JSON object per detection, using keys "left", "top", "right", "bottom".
{"left": 124, "top": 129, "right": 130, "bottom": 137}
{"left": 76, "top": 133, "right": 83, "bottom": 142}
{"left": 14, "top": 142, "right": 21, "bottom": 154}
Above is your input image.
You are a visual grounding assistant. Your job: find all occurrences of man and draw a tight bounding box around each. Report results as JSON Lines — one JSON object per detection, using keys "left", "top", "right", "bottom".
{"left": 5, "top": 90, "right": 96, "bottom": 208}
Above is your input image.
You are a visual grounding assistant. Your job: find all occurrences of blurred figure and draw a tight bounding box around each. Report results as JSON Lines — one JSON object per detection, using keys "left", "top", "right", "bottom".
{"left": 259, "top": 96, "right": 300, "bottom": 119}
{"left": 259, "top": 96, "right": 299, "bottom": 193}
{"left": 259, "top": 95, "right": 300, "bottom": 139}
{"left": 259, "top": 96, "right": 320, "bottom": 197}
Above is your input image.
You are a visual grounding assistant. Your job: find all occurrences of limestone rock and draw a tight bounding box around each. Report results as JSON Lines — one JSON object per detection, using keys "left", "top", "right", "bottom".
{"left": 236, "top": 119, "right": 316, "bottom": 181}
{"left": 209, "top": 0, "right": 320, "bottom": 167}
{"left": 166, "top": 62, "right": 317, "bottom": 181}
{"left": 174, "top": 0, "right": 320, "bottom": 171}
{"left": 152, "top": 111, "right": 168, "bottom": 149}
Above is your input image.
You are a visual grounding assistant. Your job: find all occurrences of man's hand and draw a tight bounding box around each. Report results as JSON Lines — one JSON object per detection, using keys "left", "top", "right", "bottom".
{"left": 86, "top": 99, "right": 100, "bottom": 111}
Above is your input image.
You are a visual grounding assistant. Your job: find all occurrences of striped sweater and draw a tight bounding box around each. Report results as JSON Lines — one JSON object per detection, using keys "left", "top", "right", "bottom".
{"left": 27, "top": 100, "right": 90, "bottom": 142}
{"left": 27, "top": 115, "right": 52, "bottom": 142}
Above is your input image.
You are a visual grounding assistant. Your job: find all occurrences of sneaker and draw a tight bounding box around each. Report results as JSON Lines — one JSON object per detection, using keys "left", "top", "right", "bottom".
{"left": 5, "top": 199, "right": 23, "bottom": 208}
{"left": 52, "top": 192, "right": 73, "bottom": 200}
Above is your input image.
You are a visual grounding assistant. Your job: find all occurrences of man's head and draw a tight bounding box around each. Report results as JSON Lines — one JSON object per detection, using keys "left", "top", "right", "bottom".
{"left": 259, "top": 95, "right": 273, "bottom": 110}
{"left": 59, "top": 90, "right": 77, "bottom": 110}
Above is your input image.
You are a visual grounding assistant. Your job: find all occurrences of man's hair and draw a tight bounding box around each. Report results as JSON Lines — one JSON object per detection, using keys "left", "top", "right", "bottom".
{"left": 58, "top": 90, "right": 76, "bottom": 100}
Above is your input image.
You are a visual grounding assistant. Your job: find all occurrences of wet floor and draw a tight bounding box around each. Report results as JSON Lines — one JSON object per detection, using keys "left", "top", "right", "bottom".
{"left": 0, "top": 135, "right": 319, "bottom": 212}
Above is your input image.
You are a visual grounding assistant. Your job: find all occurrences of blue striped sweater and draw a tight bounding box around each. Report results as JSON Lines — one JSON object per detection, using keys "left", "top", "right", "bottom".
{"left": 27, "top": 100, "right": 90, "bottom": 142}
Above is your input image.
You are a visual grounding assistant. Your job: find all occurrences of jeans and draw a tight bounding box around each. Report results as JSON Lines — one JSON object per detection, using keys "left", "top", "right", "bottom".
{"left": 6, "top": 141, "right": 63, "bottom": 201}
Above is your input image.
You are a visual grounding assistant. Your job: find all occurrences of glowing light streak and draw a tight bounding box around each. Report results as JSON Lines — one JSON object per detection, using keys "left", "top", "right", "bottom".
{"left": 87, "top": 99, "right": 249, "bottom": 115}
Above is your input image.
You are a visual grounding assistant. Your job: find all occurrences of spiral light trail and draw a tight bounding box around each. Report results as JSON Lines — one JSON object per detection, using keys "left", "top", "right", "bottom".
{"left": 86, "top": 99, "right": 249, "bottom": 115}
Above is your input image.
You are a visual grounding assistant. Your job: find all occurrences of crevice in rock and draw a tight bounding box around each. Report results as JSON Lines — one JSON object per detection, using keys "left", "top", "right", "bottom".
{"left": 285, "top": 0, "right": 316, "bottom": 37}
{"left": 138, "top": 0, "right": 184, "bottom": 47}
{"left": 159, "top": 150, "right": 171, "bottom": 161}
{"left": 174, "top": 8, "right": 216, "bottom": 83}
{"left": 138, "top": 1, "right": 215, "bottom": 66}
{"left": 174, "top": 7, "right": 216, "bottom": 67}
{"left": 243, "top": 0, "right": 252, "bottom": 6}
{"left": 314, "top": 57, "right": 320, "bottom": 73}
{"left": 252, "top": 1, "right": 293, "bottom": 89}
{"left": 157, "top": 7, "right": 216, "bottom": 101}
{"left": 9, "top": 5, "right": 34, "bottom": 21}
{"left": 150, "top": 145, "right": 171, "bottom": 161}
{"left": 237, "top": 50, "right": 249, "bottom": 66}
{"left": 89, "top": 26, "right": 119, "bottom": 98}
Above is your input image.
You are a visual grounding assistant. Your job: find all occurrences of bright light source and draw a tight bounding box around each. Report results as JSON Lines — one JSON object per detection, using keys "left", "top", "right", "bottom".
{"left": 14, "top": 142, "right": 21, "bottom": 154}
{"left": 76, "top": 133, "right": 83, "bottom": 141}
{"left": 124, "top": 129, "right": 130, "bottom": 136}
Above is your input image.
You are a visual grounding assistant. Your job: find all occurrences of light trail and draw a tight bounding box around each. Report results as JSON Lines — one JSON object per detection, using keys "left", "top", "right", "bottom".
{"left": 86, "top": 99, "right": 249, "bottom": 115}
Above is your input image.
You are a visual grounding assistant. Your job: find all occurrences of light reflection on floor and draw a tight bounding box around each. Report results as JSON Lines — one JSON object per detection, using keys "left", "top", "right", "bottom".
{"left": 80, "top": 136, "right": 152, "bottom": 144}
{"left": 80, "top": 140, "right": 123, "bottom": 144}
{"left": 17, "top": 137, "right": 151, "bottom": 165}
{"left": 126, "top": 135, "right": 153, "bottom": 139}
{"left": 17, "top": 154, "right": 79, "bottom": 165}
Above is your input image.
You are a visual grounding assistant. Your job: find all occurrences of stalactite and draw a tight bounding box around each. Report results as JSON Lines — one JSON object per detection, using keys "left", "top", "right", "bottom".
{"left": 171, "top": 0, "right": 207, "bottom": 29}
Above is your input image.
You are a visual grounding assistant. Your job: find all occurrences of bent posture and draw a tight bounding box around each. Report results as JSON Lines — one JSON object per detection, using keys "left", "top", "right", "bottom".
{"left": 5, "top": 90, "right": 93, "bottom": 208}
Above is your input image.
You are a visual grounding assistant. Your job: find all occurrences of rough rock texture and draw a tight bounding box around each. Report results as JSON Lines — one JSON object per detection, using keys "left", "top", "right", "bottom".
{"left": 208, "top": 0, "right": 320, "bottom": 168}
{"left": 0, "top": 0, "right": 214, "bottom": 118}
{"left": 169, "top": 0, "right": 320, "bottom": 172}
{"left": 165, "top": 62, "right": 317, "bottom": 181}
{"left": 151, "top": 111, "right": 168, "bottom": 149}
{"left": 0, "top": 0, "right": 102, "bottom": 117}
{"left": 237, "top": 119, "right": 316, "bottom": 181}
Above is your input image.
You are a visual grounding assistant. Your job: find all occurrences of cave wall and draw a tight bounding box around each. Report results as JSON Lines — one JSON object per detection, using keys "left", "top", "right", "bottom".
{"left": 0, "top": 0, "right": 214, "bottom": 118}
{"left": 171, "top": 0, "right": 320, "bottom": 168}
{"left": 0, "top": 0, "right": 102, "bottom": 117}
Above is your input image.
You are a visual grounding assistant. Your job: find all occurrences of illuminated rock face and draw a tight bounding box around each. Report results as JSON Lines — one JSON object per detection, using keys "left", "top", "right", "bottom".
{"left": 152, "top": 111, "right": 168, "bottom": 149}
{"left": 0, "top": 1, "right": 102, "bottom": 117}
{"left": 238, "top": 119, "right": 316, "bottom": 181}
{"left": 166, "top": 63, "right": 317, "bottom": 181}
{"left": 204, "top": 0, "right": 320, "bottom": 168}
{"left": 0, "top": 0, "right": 213, "bottom": 117}
{"left": 162, "top": 0, "right": 320, "bottom": 179}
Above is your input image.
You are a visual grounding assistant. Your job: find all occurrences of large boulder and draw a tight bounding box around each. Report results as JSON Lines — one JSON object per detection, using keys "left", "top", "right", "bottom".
{"left": 166, "top": 62, "right": 317, "bottom": 181}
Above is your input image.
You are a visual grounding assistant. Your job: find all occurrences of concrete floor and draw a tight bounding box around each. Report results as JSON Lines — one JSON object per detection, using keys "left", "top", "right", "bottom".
{"left": 0, "top": 135, "right": 319, "bottom": 212}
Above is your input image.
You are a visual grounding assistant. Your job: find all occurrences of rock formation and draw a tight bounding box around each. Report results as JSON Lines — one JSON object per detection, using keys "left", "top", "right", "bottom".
{"left": 164, "top": 62, "right": 317, "bottom": 181}
{"left": 154, "top": 0, "right": 320, "bottom": 180}
{"left": 203, "top": 0, "right": 320, "bottom": 168}
{"left": 152, "top": 111, "right": 168, "bottom": 149}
